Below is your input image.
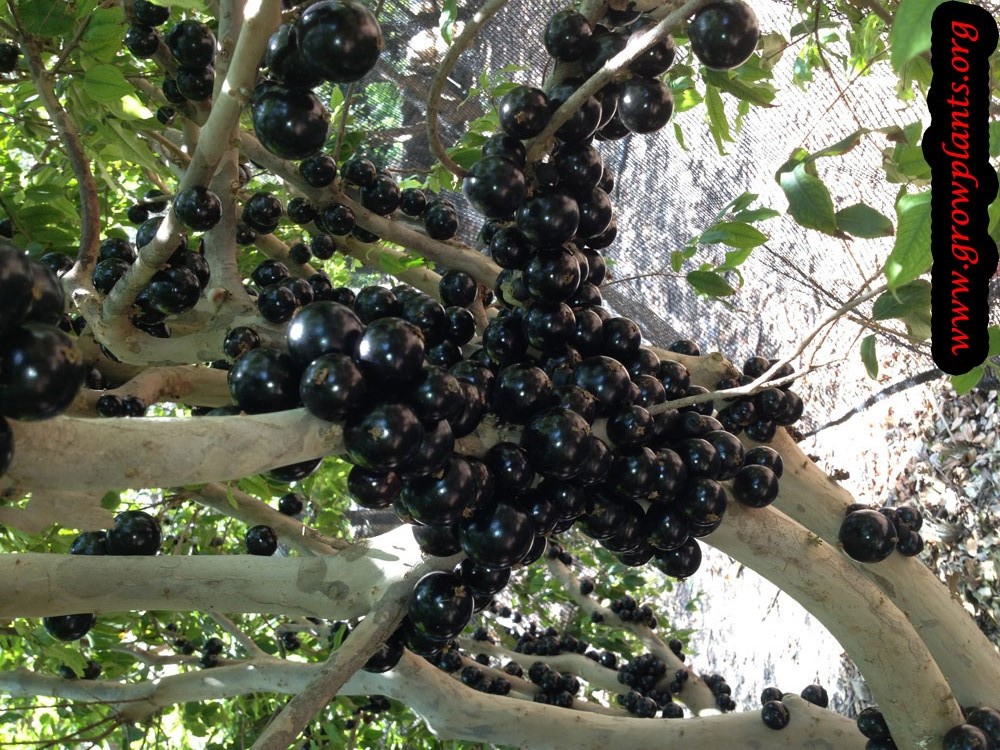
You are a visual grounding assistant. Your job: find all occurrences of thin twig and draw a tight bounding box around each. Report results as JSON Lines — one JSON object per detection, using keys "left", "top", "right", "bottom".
{"left": 210, "top": 613, "right": 271, "bottom": 661}
{"left": 426, "top": 0, "right": 510, "bottom": 178}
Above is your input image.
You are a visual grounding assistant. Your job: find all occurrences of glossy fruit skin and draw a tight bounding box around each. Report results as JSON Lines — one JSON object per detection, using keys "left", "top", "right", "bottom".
{"left": 347, "top": 466, "right": 400, "bottom": 509}
{"left": 25, "top": 262, "right": 66, "bottom": 325}
{"left": 246, "top": 525, "right": 278, "bottom": 555}
{"left": 354, "top": 316, "right": 425, "bottom": 384}
{"left": 107, "top": 510, "right": 161, "bottom": 555}
{"left": 251, "top": 83, "right": 329, "bottom": 160}
{"left": 547, "top": 81, "right": 602, "bottom": 142}
{"left": 265, "top": 457, "right": 322, "bottom": 483}
{"left": 69, "top": 530, "right": 107, "bottom": 555}
{"left": 520, "top": 407, "right": 592, "bottom": 480}
{"left": 651, "top": 535, "right": 702, "bottom": 579}
{"left": 286, "top": 301, "right": 364, "bottom": 367}
{"left": 0, "top": 324, "right": 85, "bottom": 420}
{"left": 627, "top": 20, "right": 676, "bottom": 77}
{"left": 943, "top": 725, "right": 991, "bottom": 750}
{"left": 572, "top": 355, "right": 632, "bottom": 416}
{"left": 243, "top": 192, "right": 283, "bottom": 234}
{"left": 463, "top": 156, "right": 527, "bottom": 219}
{"left": 0, "top": 242, "right": 35, "bottom": 334}
{"left": 856, "top": 706, "right": 890, "bottom": 740}
{"left": 399, "top": 188, "right": 427, "bottom": 216}
{"left": 967, "top": 708, "right": 1000, "bottom": 746}
{"left": 363, "top": 627, "right": 406, "bottom": 673}
{"left": 544, "top": 9, "right": 592, "bottom": 61}
{"left": 228, "top": 347, "right": 301, "bottom": 414}
{"left": 839, "top": 509, "right": 898, "bottom": 563}
{"left": 688, "top": 0, "right": 760, "bottom": 70}
{"left": 175, "top": 65, "right": 214, "bottom": 101}
{"left": 253, "top": 260, "right": 291, "bottom": 288}
{"left": 800, "top": 684, "right": 829, "bottom": 708}
{"left": 344, "top": 402, "right": 423, "bottom": 470}
{"left": 298, "top": 154, "right": 338, "bottom": 187}
{"left": 459, "top": 501, "right": 535, "bottom": 568}
{"left": 278, "top": 492, "right": 306, "bottom": 515}
{"left": 402, "top": 456, "right": 478, "bottom": 526}
{"left": 498, "top": 85, "right": 551, "bottom": 139}
{"left": 287, "top": 197, "right": 317, "bottom": 224}
{"left": 147, "top": 267, "right": 201, "bottom": 315}
{"left": 166, "top": 20, "right": 215, "bottom": 68}
{"left": 257, "top": 284, "right": 298, "bottom": 323}
{"left": 44, "top": 613, "right": 97, "bottom": 642}
{"left": 409, "top": 571, "right": 475, "bottom": 640}
{"left": 423, "top": 201, "right": 459, "bottom": 240}
{"left": 297, "top": 1, "right": 383, "bottom": 82}
{"left": 761, "top": 700, "right": 790, "bottom": 729}
{"left": 133, "top": 0, "right": 170, "bottom": 27}
{"left": 173, "top": 186, "right": 222, "bottom": 231}
{"left": 361, "top": 173, "right": 402, "bottom": 216}
{"left": 125, "top": 24, "right": 161, "bottom": 57}
{"left": 265, "top": 24, "right": 325, "bottom": 90}
{"left": 618, "top": 76, "right": 674, "bottom": 134}
{"left": 743, "top": 445, "right": 783, "bottom": 477}
{"left": 300, "top": 353, "right": 367, "bottom": 420}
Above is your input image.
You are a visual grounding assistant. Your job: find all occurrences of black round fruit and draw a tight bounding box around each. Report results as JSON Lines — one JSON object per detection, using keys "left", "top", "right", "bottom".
{"left": 688, "top": 0, "right": 760, "bottom": 70}
{"left": 0, "top": 324, "right": 86, "bottom": 420}
{"left": 409, "top": 571, "right": 475, "bottom": 640}
{"left": 618, "top": 76, "right": 674, "bottom": 134}
{"left": 166, "top": 19, "right": 215, "bottom": 68}
{"left": 228, "top": 347, "right": 300, "bottom": 414}
{"left": 251, "top": 83, "right": 329, "bottom": 161}
{"left": 839, "top": 509, "right": 898, "bottom": 563}
{"left": 107, "top": 510, "right": 161, "bottom": 555}
{"left": 278, "top": 492, "right": 306, "bottom": 516}
{"left": 174, "top": 185, "right": 222, "bottom": 232}
{"left": 761, "top": 700, "right": 790, "bottom": 730}
{"left": 43, "top": 613, "right": 97, "bottom": 642}
{"left": 246, "top": 525, "right": 278, "bottom": 556}
{"left": 498, "top": 85, "right": 551, "bottom": 139}
{"left": 354, "top": 316, "right": 426, "bottom": 384}
{"left": 300, "top": 353, "right": 367, "bottom": 420}
{"left": 463, "top": 156, "right": 527, "bottom": 219}
{"left": 297, "top": 0, "right": 384, "bottom": 83}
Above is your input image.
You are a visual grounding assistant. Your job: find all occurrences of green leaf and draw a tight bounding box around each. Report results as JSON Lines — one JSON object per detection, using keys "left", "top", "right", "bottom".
{"left": 860, "top": 335, "right": 878, "bottom": 378}
{"left": 440, "top": 0, "right": 458, "bottom": 44}
{"left": 699, "top": 221, "right": 768, "bottom": 249}
{"left": 703, "top": 83, "right": 731, "bottom": 155}
{"left": 702, "top": 69, "right": 775, "bottom": 107}
{"left": 951, "top": 366, "right": 984, "bottom": 395}
{"left": 872, "top": 279, "right": 931, "bottom": 341}
{"left": 687, "top": 270, "right": 735, "bottom": 296}
{"left": 991, "top": 121, "right": 1000, "bottom": 159}
{"left": 809, "top": 129, "right": 867, "bottom": 160}
{"left": 989, "top": 325, "right": 1000, "bottom": 357}
{"left": 719, "top": 246, "right": 755, "bottom": 270}
{"left": 18, "top": 0, "right": 76, "bottom": 36}
{"left": 872, "top": 279, "right": 930, "bottom": 319}
{"left": 83, "top": 65, "right": 133, "bottom": 103}
{"left": 889, "top": 0, "right": 947, "bottom": 72}
{"left": 777, "top": 163, "right": 838, "bottom": 234}
{"left": 673, "top": 122, "right": 687, "bottom": 149}
{"left": 836, "top": 203, "right": 894, "bottom": 238}
{"left": 884, "top": 191, "right": 931, "bottom": 290}
{"left": 732, "top": 207, "right": 780, "bottom": 223}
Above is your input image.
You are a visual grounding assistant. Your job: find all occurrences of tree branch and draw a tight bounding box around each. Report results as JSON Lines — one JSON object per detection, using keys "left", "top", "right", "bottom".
{"left": 526, "top": 0, "right": 715, "bottom": 162}
{"left": 0, "top": 526, "right": 444, "bottom": 623}
{"left": 544, "top": 555, "right": 718, "bottom": 714}
{"left": 68, "top": 365, "right": 233, "bottom": 415}
{"left": 102, "top": 0, "right": 283, "bottom": 319}
{"left": 195, "top": 482, "right": 348, "bottom": 555}
{"left": 0, "top": 654, "right": 866, "bottom": 748}
{"left": 11, "top": 4, "right": 101, "bottom": 284}
{"left": 250, "top": 587, "right": 411, "bottom": 750}
{"left": 426, "top": 0, "right": 510, "bottom": 178}
{"left": 707, "top": 500, "right": 965, "bottom": 749}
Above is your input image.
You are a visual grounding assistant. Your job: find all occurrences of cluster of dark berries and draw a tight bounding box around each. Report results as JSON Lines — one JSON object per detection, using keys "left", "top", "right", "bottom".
{"left": 839, "top": 503, "right": 925, "bottom": 564}
{"left": 714, "top": 355, "right": 804, "bottom": 442}
{"left": 46, "top": 511, "right": 163, "bottom": 643}
{"left": 458, "top": 664, "right": 512, "bottom": 696}
{"left": 609, "top": 594, "right": 657, "bottom": 628}
{"left": 199, "top": 635, "right": 226, "bottom": 669}
{"left": 0, "top": 39, "right": 20, "bottom": 73}
{"left": 93, "top": 229, "right": 211, "bottom": 339}
{"left": 527, "top": 661, "right": 580, "bottom": 708}
{"left": 0, "top": 242, "right": 85, "bottom": 480}
{"left": 95, "top": 392, "right": 148, "bottom": 418}
{"left": 252, "top": 2, "right": 383, "bottom": 160}
{"left": 668, "top": 638, "right": 686, "bottom": 662}
{"left": 702, "top": 672, "right": 736, "bottom": 711}
{"left": 942, "top": 706, "right": 1000, "bottom": 750}
{"left": 58, "top": 660, "right": 102, "bottom": 680}
{"left": 513, "top": 627, "right": 587, "bottom": 658}
{"left": 855, "top": 706, "right": 896, "bottom": 748}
